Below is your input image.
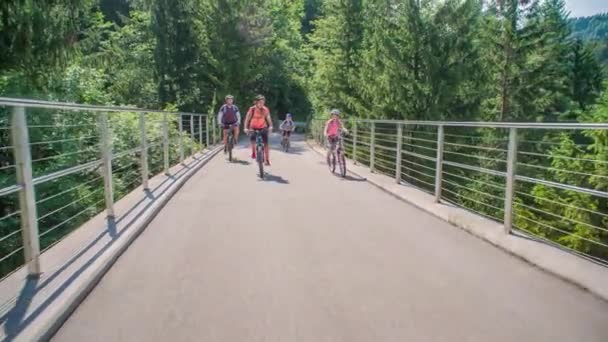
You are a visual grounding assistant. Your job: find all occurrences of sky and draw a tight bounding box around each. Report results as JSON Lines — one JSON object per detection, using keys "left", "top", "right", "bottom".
{"left": 565, "top": 0, "right": 608, "bottom": 17}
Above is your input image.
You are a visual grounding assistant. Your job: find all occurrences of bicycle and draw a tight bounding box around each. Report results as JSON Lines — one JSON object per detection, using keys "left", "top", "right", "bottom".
{"left": 252, "top": 129, "right": 267, "bottom": 178}
{"left": 327, "top": 132, "right": 347, "bottom": 178}
{"left": 223, "top": 124, "right": 237, "bottom": 162}
{"left": 281, "top": 131, "right": 291, "bottom": 152}
{"left": 227, "top": 128, "right": 235, "bottom": 162}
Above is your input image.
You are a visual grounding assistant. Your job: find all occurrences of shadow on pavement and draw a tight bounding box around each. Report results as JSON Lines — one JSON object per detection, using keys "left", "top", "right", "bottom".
{"left": 341, "top": 174, "right": 367, "bottom": 182}
{"left": 261, "top": 173, "right": 289, "bottom": 184}
{"left": 230, "top": 159, "right": 250, "bottom": 166}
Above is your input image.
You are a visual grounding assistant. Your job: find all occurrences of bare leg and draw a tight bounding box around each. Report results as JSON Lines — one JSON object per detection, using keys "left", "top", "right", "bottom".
{"left": 234, "top": 127, "right": 240, "bottom": 145}
{"left": 223, "top": 129, "right": 229, "bottom": 147}
{"left": 264, "top": 143, "right": 270, "bottom": 165}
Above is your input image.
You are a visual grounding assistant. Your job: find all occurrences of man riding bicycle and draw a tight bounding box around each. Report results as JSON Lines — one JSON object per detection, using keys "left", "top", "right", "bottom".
{"left": 218, "top": 95, "right": 241, "bottom": 153}
{"left": 245, "top": 95, "right": 273, "bottom": 165}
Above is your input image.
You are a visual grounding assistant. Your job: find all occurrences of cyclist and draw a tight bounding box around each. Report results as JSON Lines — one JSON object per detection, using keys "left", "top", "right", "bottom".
{"left": 279, "top": 113, "right": 296, "bottom": 141}
{"left": 324, "top": 109, "right": 348, "bottom": 160}
{"left": 244, "top": 95, "right": 273, "bottom": 165}
{"left": 217, "top": 95, "right": 241, "bottom": 153}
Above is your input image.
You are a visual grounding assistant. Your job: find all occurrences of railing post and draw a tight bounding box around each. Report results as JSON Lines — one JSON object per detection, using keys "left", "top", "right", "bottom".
{"left": 163, "top": 113, "right": 169, "bottom": 175}
{"left": 198, "top": 115, "right": 203, "bottom": 152}
{"left": 178, "top": 114, "right": 184, "bottom": 164}
{"left": 352, "top": 121, "right": 358, "bottom": 165}
{"left": 212, "top": 115, "right": 217, "bottom": 145}
{"left": 395, "top": 123, "right": 403, "bottom": 183}
{"left": 504, "top": 127, "right": 519, "bottom": 234}
{"left": 190, "top": 114, "right": 195, "bottom": 156}
{"left": 370, "top": 122, "right": 376, "bottom": 172}
{"left": 12, "top": 106, "right": 41, "bottom": 276}
{"left": 139, "top": 113, "right": 149, "bottom": 190}
{"left": 205, "top": 115, "right": 210, "bottom": 147}
{"left": 99, "top": 112, "right": 115, "bottom": 217}
{"left": 434, "top": 125, "right": 445, "bottom": 203}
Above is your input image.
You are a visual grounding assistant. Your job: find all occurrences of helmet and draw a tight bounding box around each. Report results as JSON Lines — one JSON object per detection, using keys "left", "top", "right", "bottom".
{"left": 330, "top": 109, "right": 341, "bottom": 116}
{"left": 255, "top": 94, "right": 266, "bottom": 101}
{"left": 286, "top": 113, "right": 292, "bottom": 118}
{"left": 225, "top": 94, "right": 234, "bottom": 100}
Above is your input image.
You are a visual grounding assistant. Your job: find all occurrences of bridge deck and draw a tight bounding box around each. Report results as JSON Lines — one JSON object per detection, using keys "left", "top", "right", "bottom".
{"left": 54, "top": 136, "right": 608, "bottom": 342}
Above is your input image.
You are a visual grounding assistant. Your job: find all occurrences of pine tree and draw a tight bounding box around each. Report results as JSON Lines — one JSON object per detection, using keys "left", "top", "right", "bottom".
{"left": 570, "top": 39, "right": 604, "bottom": 110}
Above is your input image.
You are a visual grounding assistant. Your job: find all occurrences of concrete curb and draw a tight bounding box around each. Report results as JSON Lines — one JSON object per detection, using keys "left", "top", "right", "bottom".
{"left": 307, "top": 140, "right": 608, "bottom": 302}
{"left": 16, "top": 146, "right": 223, "bottom": 342}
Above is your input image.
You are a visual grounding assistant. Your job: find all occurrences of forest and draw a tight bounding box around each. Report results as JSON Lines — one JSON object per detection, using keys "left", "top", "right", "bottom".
{"left": 0, "top": 0, "right": 607, "bottom": 277}
{"left": 570, "top": 12, "right": 608, "bottom": 67}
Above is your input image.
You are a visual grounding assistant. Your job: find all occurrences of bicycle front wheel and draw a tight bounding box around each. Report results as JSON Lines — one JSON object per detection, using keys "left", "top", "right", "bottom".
{"left": 339, "top": 152, "right": 346, "bottom": 178}
{"left": 228, "top": 137, "right": 233, "bottom": 161}
{"left": 257, "top": 145, "right": 265, "bottom": 178}
{"left": 328, "top": 153, "right": 336, "bottom": 173}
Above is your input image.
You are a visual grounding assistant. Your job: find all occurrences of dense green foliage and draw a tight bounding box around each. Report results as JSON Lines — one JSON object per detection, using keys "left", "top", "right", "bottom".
{"left": 0, "top": 0, "right": 607, "bottom": 277}
{"left": 307, "top": 0, "right": 608, "bottom": 262}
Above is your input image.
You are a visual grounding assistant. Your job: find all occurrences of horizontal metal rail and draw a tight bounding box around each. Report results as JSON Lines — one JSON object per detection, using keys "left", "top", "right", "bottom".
{"left": 347, "top": 118, "right": 608, "bottom": 130}
{"left": 310, "top": 116, "right": 608, "bottom": 265}
{"left": 0, "top": 100, "right": 216, "bottom": 278}
{"left": 0, "top": 97, "right": 207, "bottom": 116}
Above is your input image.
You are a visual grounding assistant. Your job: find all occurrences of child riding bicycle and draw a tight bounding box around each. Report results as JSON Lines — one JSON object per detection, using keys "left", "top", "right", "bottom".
{"left": 280, "top": 113, "right": 296, "bottom": 139}
{"left": 324, "top": 109, "right": 348, "bottom": 154}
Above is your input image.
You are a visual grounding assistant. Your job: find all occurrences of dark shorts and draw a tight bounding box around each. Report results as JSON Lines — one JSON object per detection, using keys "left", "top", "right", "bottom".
{"left": 250, "top": 129, "right": 269, "bottom": 144}
{"left": 282, "top": 131, "right": 292, "bottom": 137}
{"left": 223, "top": 123, "right": 238, "bottom": 130}
{"left": 327, "top": 135, "right": 339, "bottom": 144}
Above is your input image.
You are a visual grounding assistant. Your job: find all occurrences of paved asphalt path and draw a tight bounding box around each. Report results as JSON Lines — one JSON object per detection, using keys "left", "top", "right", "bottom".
{"left": 54, "top": 135, "right": 608, "bottom": 342}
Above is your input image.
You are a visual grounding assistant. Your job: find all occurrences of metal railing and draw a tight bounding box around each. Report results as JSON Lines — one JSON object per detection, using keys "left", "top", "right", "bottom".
{"left": 0, "top": 98, "right": 221, "bottom": 279}
{"left": 311, "top": 118, "right": 608, "bottom": 264}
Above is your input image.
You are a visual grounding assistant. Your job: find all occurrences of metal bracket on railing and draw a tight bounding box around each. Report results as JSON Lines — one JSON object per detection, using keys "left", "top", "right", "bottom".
{"left": 396, "top": 123, "right": 403, "bottom": 183}
{"left": 434, "top": 125, "right": 445, "bottom": 203}
{"left": 504, "top": 127, "right": 519, "bottom": 234}
{"left": 139, "top": 113, "right": 149, "bottom": 190}
{"left": 99, "top": 112, "right": 115, "bottom": 217}
{"left": 370, "top": 122, "right": 376, "bottom": 172}
{"left": 12, "top": 106, "right": 41, "bottom": 276}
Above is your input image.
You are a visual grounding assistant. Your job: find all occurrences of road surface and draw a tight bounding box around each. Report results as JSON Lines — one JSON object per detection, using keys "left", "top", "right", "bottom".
{"left": 54, "top": 135, "right": 608, "bottom": 342}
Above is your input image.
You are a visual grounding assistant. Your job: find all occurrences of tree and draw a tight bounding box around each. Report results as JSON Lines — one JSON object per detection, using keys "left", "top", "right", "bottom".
{"left": 152, "top": 0, "right": 219, "bottom": 112}
{"left": 570, "top": 39, "right": 604, "bottom": 110}
{"left": 307, "top": 0, "right": 364, "bottom": 117}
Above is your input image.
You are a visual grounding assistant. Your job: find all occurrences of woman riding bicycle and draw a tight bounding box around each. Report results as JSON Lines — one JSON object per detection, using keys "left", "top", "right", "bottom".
{"left": 244, "top": 95, "right": 273, "bottom": 166}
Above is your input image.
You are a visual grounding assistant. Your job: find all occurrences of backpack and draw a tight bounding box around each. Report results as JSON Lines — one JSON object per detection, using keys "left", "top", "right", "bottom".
{"left": 221, "top": 104, "right": 239, "bottom": 123}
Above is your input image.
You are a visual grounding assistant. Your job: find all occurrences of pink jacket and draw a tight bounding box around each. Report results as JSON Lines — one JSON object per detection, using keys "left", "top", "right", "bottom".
{"left": 324, "top": 119, "right": 342, "bottom": 137}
